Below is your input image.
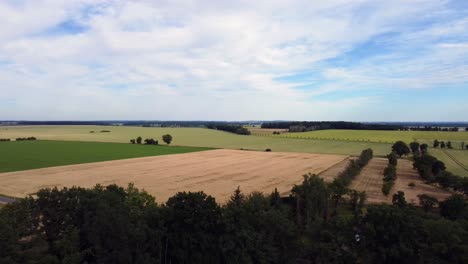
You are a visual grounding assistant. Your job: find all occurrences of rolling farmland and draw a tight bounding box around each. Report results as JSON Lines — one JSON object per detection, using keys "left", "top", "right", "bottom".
{"left": 0, "top": 125, "right": 392, "bottom": 156}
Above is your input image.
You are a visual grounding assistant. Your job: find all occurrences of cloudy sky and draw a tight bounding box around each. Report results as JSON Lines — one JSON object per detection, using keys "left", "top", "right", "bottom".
{"left": 0, "top": 0, "right": 467, "bottom": 121}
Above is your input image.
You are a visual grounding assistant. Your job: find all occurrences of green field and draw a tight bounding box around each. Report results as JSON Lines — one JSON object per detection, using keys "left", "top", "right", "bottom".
{"left": 276, "top": 129, "right": 468, "bottom": 145}
{"left": 0, "top": 140, "right": 211, "bottom": 173}
{"left": 0, "top": 125, "right": 392, "bottom": 156}
{"left": 430, "top": 148, "right": 468, "bottom": 177}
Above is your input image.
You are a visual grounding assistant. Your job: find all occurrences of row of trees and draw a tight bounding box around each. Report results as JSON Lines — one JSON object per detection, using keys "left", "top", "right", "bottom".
{"left": 130, "top": 135, "right": 173, "bottom": 145}
{"left": 0, "top": 138, "right": 11, "bottom": 141}
{"left": 1, "top": 177, "right": 467, "bottom": 264}
{"left": 382, "top": 152, "right": 398, "bottom": 195}
{"left": 413, "top": 154, "right": 468, "bottom": 195}
{"left": 433, "top": 139, "right": 454, "bottom": 149}
{"left": 334, "top": 148, "right": 373, "bottom": 187}
{"left": 206, "top": 124, "right": 251, "bottom": 135}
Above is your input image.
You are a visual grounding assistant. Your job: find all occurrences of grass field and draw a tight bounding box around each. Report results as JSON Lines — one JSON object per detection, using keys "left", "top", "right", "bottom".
{"left": 0, "top": 125, "right": 392, "bottom": 156}
{"left": 276, "top": 129, "right": 468, "bottom": 145}
{"left": 430, "top": 148, "right": 468, "bottom": 177}
{"left": 0, "top": 140, "right": 211, "bottom": 173}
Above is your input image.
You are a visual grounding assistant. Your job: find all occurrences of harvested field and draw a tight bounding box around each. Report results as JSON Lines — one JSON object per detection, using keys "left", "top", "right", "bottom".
{"left": 350, "top": 158, "right": 390, "bottom": 203}
{"left": 0, "top": 149, "right": 346, "bottom": 203}
{"left": 393, "top": 159, "right": 451, "bottom": 204}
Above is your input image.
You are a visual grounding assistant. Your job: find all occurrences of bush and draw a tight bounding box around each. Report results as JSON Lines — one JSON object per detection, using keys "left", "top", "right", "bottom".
{"left": 144, "top": 138, "right": 158, "bottom": 145}
{"left": 130, "top": 139, "right": 136, "bottom": 144}
{"left": 100, "top": 130, "right": 111, "bottom": 133}
{"left": 265, "top": 148, "right": 272, "bottom": 152}
{"left": 408, "top": 182, "right": 415, "bottom": 188}
{"left": 0, "top": 138, "right": 11, "bottom": 141}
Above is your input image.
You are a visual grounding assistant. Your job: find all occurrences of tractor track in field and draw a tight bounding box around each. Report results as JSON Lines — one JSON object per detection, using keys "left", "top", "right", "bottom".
{"left": 442, "top": 149, "right": 468, "bottom": 173}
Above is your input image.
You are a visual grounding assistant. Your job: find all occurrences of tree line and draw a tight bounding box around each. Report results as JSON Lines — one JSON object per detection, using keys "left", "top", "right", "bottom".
{"left": 382, "top": 152, "right": 398, "bottom": 195}
{"left": 206, "top": 124, "right": 251, "bottom": 135}
{"left": 413, "top": 154, "right": 468, "bottom": 194}
{"left": 1, "top": 175, "right": 468, "bottom": 264}
{"left": 15, "top": 137, "right": 37, "bottom": 141}
{"left": 261, "top": 121, "right": 402, "bottom": 131}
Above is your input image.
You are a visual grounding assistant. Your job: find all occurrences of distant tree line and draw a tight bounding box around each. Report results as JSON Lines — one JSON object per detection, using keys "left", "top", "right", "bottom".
{"left": 261, "top": 121, "right": 403, "bottom": 131}
{"left": 15, "top": 137, "right": 37, "bottom": 141}
{"left": 406, "top": 126, "right": 460, "bottom": 131}
{"left": 0, "top": 138, "right": 11, "bottom": 141}
{"left": 2, "top": 174, "right": 468, "bottom": 264}
{"left": 206, "top": 124, "right": 251, "bottom": 135}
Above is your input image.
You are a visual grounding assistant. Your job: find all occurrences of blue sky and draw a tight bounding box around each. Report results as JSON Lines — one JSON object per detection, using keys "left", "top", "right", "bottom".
{"left": 0, "top": 0, "right": 467, "bottom": 121}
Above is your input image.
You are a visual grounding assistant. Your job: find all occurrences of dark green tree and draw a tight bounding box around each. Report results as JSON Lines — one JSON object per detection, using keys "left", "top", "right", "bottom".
{"left": 409, "top": 142, "right": 420, "bottom": 155}
{"left": 329, "top": 178, "right": 348, "bottom": 213}
{"left": 136, "top": 136, "right": 142, "bottom": 144}
{"left": 447, "top": 141, "right": 452, "bottom": 149}
{"left": 417, "top": 194, "right": 438, "bottom": 213}
{"left": 162, "top": 134, "right": 173, "bottom": 145}
{"left": 164, "top": 191, "right": 222, "bottom": 263}
{"left": 432, "top": 160, "right": 446, "bottom": 176}
{"left": 392, "top": 141, "right": 410, "bottom": 157}
{"left": 440, "top": 141, "right": 446, "bottom": 148}
{"left": 387, "top": 152, "right": 398, "bottom": 166}
{"left": 439, "top": 194, "right": 466, "bottom": 220}
{"left": 291, "top": 174, "right": 330, "bottom": 227}
{"left": 420, "top": 143, "right": 428, "bottom": 154}
{"left": 433, "top": 139, "right": 440, "bottom": 148}
{"left": 392, "top": 191, "right": 407, "bottom": 208}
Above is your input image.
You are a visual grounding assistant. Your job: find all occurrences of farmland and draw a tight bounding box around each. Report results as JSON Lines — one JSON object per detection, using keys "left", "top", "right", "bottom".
{"left": 275, "top": 129, "right": 468, "bottom": 145}
{"left": 0, "top": 125, "right": 391, "bottom": 156}
{"left": 0, "top": 140, "right": 210, "bottom": 173}
{"left": 2, "top": 125, "right": 468, "bottom": 176}
{"left": 0, "top": 149, "right": 346, "bottom": 202}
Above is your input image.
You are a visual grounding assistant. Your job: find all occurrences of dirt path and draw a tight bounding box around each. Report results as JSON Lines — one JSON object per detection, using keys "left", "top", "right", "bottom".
{"left": 350, "top": 158, "right": 390, "bottom": 203}
{"left": 0, "top": 149, "right": 346, "bottom": 203}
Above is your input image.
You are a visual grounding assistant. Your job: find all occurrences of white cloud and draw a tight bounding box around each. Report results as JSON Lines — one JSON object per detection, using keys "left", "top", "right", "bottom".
{"left": 0, "top": 0, "right": 466, "bottom": 121}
